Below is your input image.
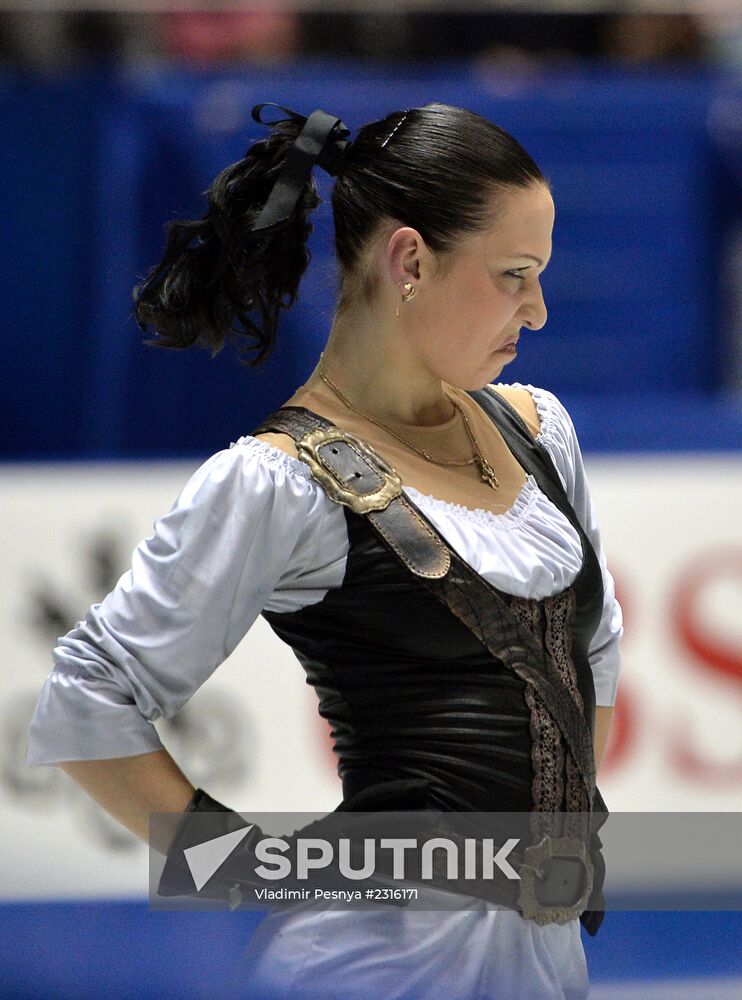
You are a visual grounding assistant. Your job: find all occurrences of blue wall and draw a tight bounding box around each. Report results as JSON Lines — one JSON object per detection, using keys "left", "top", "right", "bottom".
{"left": 1, "top": 900, "right": 741, "bottom": 999}
{"left": 2, "top": 62, "right": 741, "bottom": 460}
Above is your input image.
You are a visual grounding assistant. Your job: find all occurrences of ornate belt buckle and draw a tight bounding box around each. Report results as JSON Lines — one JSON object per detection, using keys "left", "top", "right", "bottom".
{"left": 298, "top": 427, "right": 403, "bottom": 515}
{"left": 517, "top": 835, "right": 594, "bottom": 926}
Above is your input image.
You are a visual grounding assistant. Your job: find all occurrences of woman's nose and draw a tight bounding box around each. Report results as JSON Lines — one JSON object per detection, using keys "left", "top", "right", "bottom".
{"left": 522, "top": 283, "right": 548, "bottom": 331}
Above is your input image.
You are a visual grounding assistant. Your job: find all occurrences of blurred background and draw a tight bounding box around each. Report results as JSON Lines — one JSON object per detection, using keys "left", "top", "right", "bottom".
{"left": 1, "top": 0, "right": 741, "bottom": 998}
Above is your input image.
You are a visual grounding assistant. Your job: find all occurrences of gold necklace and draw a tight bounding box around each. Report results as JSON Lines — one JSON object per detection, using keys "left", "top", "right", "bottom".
{"left": 317, "top": 354, "right": 500, "bottom": 490}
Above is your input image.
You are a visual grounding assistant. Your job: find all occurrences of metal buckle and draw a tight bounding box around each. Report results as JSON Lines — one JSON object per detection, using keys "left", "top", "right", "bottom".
{"left": 517, "top": 835, "right": 594, "bottom": 926}
{"left": 297, "top": 427, "right": 403, "bottom": 515}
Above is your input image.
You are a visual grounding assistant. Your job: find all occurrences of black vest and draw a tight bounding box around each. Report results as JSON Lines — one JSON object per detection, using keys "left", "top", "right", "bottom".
{"left": 254, "top": 387, "right": 605, "bottom": 815}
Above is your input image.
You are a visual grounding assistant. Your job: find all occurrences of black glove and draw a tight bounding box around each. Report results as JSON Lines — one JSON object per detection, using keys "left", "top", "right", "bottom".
{"left": 157, "top": 788, "right": 258, "bottom": 906}
{"left": 157, "top": 782, "right": 435, "bottom": 910}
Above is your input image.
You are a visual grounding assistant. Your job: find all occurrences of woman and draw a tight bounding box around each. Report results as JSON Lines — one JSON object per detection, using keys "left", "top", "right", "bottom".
{"left": 27, "top": 102, "right": 623, "bottom": 999}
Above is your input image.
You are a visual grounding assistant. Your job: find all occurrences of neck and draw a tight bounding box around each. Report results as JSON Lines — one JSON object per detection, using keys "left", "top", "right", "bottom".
{"left": 305, "top": 309, "right": 455, "bottom": 428}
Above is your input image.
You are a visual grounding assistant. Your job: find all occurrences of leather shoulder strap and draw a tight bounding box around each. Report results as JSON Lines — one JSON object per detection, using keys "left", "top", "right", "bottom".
{"left": 252, "top": 404, "right": 335, "bottom": 441}
{"left": 252, "top": 406, "right": 451, "bottom": 580}
{"left": 468, "top": 386, "right": 577, "bottom": 527}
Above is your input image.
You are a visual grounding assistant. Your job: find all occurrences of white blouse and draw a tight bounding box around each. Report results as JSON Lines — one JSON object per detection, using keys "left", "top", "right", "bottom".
{"left": 26, "top": 382, "right": 623, "bottom": 767}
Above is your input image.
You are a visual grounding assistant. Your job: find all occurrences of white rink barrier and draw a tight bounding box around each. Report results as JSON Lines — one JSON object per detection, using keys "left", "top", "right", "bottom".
{"left": 1, "top": 454, "right": 740, "bottom": 900}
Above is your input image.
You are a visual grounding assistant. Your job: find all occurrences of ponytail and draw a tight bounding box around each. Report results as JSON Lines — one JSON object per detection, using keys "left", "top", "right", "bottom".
{"left": 132, "top": 117, "right": 321, "bottom": 368}
{"left": 134, "top": 101, "right": 546, "bottom": 369}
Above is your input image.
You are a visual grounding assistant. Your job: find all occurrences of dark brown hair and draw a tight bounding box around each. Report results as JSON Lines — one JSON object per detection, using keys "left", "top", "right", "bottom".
{"left": 132, "top": 102, "right": 547, "bottom": 367}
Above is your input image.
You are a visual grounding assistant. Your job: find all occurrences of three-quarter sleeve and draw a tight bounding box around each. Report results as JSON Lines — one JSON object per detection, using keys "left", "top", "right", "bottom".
{"left": 26, "top": 439, "right": 329, "bottom": 766}
{"left": 517, "top": 383, "right": 625, "bottom": 707}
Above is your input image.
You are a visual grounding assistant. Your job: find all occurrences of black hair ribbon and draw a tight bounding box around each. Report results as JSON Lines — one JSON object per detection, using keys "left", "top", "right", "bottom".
{"left": 249, "top": 102, "right": 351, "bottom": 236}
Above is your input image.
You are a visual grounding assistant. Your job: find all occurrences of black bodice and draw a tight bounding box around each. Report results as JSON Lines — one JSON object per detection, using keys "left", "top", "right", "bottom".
{"left": 258, "top": 388, "right": 604, "bottom": 813}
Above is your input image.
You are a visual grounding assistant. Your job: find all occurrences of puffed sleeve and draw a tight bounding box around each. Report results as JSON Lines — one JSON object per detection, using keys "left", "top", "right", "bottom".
{"left": 26, "top": 438, "right": 330, "bottom": 765}
{"left": 513, "top": 383, "right": 624, "bottom": 707}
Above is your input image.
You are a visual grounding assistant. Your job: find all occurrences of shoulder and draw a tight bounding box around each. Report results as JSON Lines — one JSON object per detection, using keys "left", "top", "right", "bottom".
{"left": 490, "top": 382, "right": 578, "bottom": 442}
{"left": 489, "top": 383, "right": 542, "bottom": 439}
{"left": 176, "top": 436, "right": 321, "bottom": 523}
{"left": 253, "top": 431, "right": 301, "bottom": 461}
{"left": 492, "top": 383, "right": 586, "bottom": 503}
{"left": 490, "top": 382, "right": 582, "bottom": 482}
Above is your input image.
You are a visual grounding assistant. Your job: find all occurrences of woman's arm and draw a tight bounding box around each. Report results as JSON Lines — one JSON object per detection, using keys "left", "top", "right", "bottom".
{"left": 594, "top": 705, "right": 613, "bottom": 775}
{"left": 58, "top": 750, "right": 195, "bottom": 850}
{"left": 27, "top": 442, "right": 324, "bottom": 768}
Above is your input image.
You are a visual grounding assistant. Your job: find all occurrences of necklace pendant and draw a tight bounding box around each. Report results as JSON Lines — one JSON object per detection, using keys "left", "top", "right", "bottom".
{"left": 478, "top": 457, "right": 500, "bottom": 490}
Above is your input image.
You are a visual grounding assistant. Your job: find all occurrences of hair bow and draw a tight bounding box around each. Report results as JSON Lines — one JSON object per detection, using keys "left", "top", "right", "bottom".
{"left": 249, "top": 102, "right": 351, "bottom": 235}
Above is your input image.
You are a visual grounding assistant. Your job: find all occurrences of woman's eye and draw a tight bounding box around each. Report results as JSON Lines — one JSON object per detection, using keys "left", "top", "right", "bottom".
{"left": 506, "top": 269, "right": 527, "bottom": 280}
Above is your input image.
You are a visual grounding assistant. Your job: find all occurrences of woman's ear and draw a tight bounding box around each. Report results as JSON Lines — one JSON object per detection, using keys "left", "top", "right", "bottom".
{"left": 384, "top": 226, "right": 426, "bottom": 287}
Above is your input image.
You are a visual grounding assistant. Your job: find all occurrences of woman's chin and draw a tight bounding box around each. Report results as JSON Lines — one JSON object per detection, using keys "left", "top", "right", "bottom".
{"left": 488, "top": 358, "right": 508, "bottom": 379}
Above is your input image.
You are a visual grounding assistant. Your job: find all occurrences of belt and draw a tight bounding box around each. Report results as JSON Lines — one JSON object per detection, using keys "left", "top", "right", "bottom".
{"left": 333, "top": 780, "right": 599, "bottom": 925}
{"left": 337, "top": 820, "right": 595, "bottom": 926}
{"left": 410, "top": 829, "right": 594, "bottom": 925}
{"left": 158, "top": 787, "right": 601, "bottom": 928}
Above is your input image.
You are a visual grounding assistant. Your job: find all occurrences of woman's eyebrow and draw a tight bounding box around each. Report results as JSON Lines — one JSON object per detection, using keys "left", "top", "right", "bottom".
{"left": 510, "top": 253, "right": 550, "bottom": 267}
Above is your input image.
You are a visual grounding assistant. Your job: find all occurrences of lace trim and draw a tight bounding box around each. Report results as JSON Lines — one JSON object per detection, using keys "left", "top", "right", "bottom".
{"left": 507, "top": 591, "right": 591, "bottom": 814}
{"left": 234, "top": 435, "right": 551, "bottom": 528}
{"left": 404, "top": 476, "right": 540, "bottom": 530}
{"left": 499, "top": 381, "right": 560, "bottom": 450}
{"left": 230, "top": 435, "right": 314, "bottom": 479}
{"left": 543, "top": 590, "right": 589, "bottom": 814}
{"left": 509, "top": 597, "right": 564, "bottom": 812}
{"left": 544, "top": 590, "right": 583, "bottom": 712}
{"left": 524, "top": 685, "right": 565, "bottom": 812}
